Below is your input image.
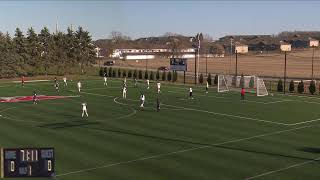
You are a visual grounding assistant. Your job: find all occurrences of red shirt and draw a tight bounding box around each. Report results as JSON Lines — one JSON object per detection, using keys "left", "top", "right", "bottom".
{"left": 21, "top": 76, "right": 24, "bottom": 83}
{"left": 241, "top": 88, "right": 245, "bottom": 95}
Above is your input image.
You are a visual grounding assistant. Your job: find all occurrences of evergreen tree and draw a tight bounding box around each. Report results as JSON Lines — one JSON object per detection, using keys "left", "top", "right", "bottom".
{"left": 167, "top": 71, "right": 172, "bottom": 82}
{"left": 128, "top": 70, "right": 132, "bottom": 78}
{"left": 144, "top": 70, "right": 149, "bottom": 79}
{"left": 99, "top": 67, "right": 104, "bottom": 76}
{"left": 289, "top": 80, "right": 295, "bottom": 93}
{"left": 133, "top": 69, "right": 137, "bottom": 78}
{"left": 298, "top": 80, "right": 304, "bottom": 94}
{"left": 117, "top": 68, "right": 121, "bottom": 77}
{"left": 108, "top": 67, "right": 112, "bottom": 77}
{"left": 156, "top": 70, "right": 160, "bottom": 80}
{"left": 240, "top": 74, "right": 245, "bottom": 88}
{"left": 249, "top": 76, "right": 255, "bottom": 88}
{"left": 309, "top": 80, "right": 316, "bottom": 95}
{"left": 162, "top": 71, "right": 166, "bottom": 81}
{"left": 13, "top": 28, "right": 28, "bottom": 75}
{"left": 277, "top": 79, "right": 283, "bottom": 92}
{"left": 214, "top": 74, "right": 218, "bottom": 85}
{"left": 38, "top": 27, "right": 53, "bottom": 76}
{"left": 103, "top": 67, "right": 108, "bottom": 76}
{"left": 150, "top": 71, "right": 154, "bottom": 80}
{"left": 112, "top": 69, "right": 116, "bottom": 77}
{"left": 138, "top": 70, "right": 143, "bottom": 79}
{"left": 207, "top": 73, "right": 212, "bottom": 85}
{"left": 199, "top": 73, "right": 204, "bottom": 84}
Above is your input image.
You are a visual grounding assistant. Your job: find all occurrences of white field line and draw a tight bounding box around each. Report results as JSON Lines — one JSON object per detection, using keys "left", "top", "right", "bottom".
{"left": 56, "top": 124, "right": 318, "bottom": 177}
{"left": 245, "top": 156, "right": 320, "bottom": 180}
{"left": 167, "top": 90, "right": 287, "bottom": 105}
{"left": 162, "top": 103, "right": 290, "bottom": 126}
{"left": 263, "top": 100, "right": 293, "bottom": 104}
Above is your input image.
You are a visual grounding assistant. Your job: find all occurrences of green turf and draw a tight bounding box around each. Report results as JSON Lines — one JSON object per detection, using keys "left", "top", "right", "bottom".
{"left": 0, "top": 77, "right": 319, "bottom": 180}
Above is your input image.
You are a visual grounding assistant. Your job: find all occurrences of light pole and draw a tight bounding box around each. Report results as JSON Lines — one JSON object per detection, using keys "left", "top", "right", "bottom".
{"left": 280, "top": 42, "right": 291, "bottom": 94}
{"left": 235, "top": 50, "right": 238, "bottom": 77}
{"left": 229, "top": 38, "right": 233, "bottom": 74}
{"left": 309, "top": 39, "right": 319, "bottom": 79}
{"left": 206, "top": 50, "right": 208, "bottom": 76}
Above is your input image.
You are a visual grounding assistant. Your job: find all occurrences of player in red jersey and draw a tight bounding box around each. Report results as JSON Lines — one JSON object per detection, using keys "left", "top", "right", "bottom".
{"left": 241, "top": 88, "right": 245, "bottom": 100}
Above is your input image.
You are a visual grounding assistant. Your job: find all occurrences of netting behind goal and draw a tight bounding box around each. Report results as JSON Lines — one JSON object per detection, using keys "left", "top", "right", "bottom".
{"left": 218, "top": 75, "right": 229, "bottom": 92}
{"left": 256, "top": 77, "right": 268, "bottom": 96}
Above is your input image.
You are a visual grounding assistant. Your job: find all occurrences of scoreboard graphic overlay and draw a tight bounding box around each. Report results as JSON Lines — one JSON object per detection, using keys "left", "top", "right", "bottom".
{"left": 170, "top": 58, "right": 187, "bottom": 71}
{"left": 0, "top": 147, "right": 55, "bottom": 178}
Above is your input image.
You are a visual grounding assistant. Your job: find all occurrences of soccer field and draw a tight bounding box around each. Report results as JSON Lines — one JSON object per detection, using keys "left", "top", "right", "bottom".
{"left": 0, "top": 77, "right": 320, "bottom": 180}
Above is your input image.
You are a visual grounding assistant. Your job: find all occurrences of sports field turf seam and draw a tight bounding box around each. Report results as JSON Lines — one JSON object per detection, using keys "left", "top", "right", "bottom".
{"left": 56, "top": 124, "right": 319, "bottom": 177}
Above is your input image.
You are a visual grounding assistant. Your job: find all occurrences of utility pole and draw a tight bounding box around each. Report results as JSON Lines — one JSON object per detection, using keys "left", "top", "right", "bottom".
{"left": 229, "top": 38, "right": 233, "bottom": 74}
{"left": 312, "top": 46, "right": 315, "bottom": 79}
{"left": 206, "top": 50, "right": 208, "bottom": 76}
{"left": 194, "top": 48, "right": 197, "bottom": 85}
{"left": 284, "top": 51, "right": 287, "bottom": 94}
{"left": 235, "top": 50, "right": 238, "bottom": 77}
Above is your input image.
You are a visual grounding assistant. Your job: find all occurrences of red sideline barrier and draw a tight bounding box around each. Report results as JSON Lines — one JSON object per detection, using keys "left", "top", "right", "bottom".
{"left": 0, "top": 95, "right": 72, "bottom": 103}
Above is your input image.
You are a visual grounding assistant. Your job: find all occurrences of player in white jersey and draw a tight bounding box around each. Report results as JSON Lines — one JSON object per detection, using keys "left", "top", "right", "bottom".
{"left": 189, "top": 87, "right": 193, "bottom": 99}
{"left": 122, "top": 86, "right": 127, "bottom": 99}
{"left": 81, "top": 103, "right": 88, "bottom": 117}
{"left": 104, "top": 76, "right": 108, "bottom": 86}
{"left": 63, "top": 76, "right": 67, "bottom": 86}
{"left": 134, "top": 78, "right": 137, "bottom": 87}
{"left": 77, "top": 81, "right": 82, "bottom": 93}
{"left": 206, "top": 81, "right": 209, "bottom": 94}
{"left": 146, "top": 79, "right": 150, "bottom": 89}
{"left": 157, "top": 82, "right": 161, "bottom": 93}
{"left": 140, "top": 94, "right": 145, "bottom": 108}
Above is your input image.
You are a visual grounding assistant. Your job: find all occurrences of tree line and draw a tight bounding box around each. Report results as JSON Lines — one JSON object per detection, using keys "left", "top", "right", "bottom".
{"left": 0, "top": 26, "right": 96, "bottom": 78}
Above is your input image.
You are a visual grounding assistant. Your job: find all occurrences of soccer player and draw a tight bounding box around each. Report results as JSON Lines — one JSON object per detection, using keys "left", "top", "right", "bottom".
{"left": 103, "top": 75, "right": 108, "bottom": 86}
{"left": 157, "top": 82, "right": 161, "bottom": 94}
{"left": 54, "top": 77, "right": 57, "bottom": 84}
{"left": 122, "top": 86, "right": 127, "bottom": 99}
{"left": 156, "top": 96, "right": 160, "bottom": 112}
{"left": 81, "top": 103, "right": 88, "bottom": 117}
{"left": 63, "top": 76, "right": 67, "bottom": 86}
{"left": 241, "top": 88, "right": 245, "bottom": 100}
{"left": 189, "top": 87, "right": 193, "bottom": 99}
{"left": 33, "top": 91, "right": 37, "bottom": 104}
{"left": 21, "top": 76, "right": 25, "bottom": 87}
{"left": 206, "top": 81, "right": 209, "bottom": 94}
{"left": 140, "top": 93, "right": 145, "bottom": 108}
{"left": 123, "top": 78, "right": 127, "bottom": 89}
{"left": 146, "top": 79, "right": 150, "bottom": 89}
{"left": 55, "top": 82, "right": 60, "bottom": 92}
{"left": 77, "top": 81, "right": 82, "bottom": 93}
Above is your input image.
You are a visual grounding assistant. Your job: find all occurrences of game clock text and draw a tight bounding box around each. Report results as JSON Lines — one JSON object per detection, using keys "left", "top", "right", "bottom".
{"left": 1, "top": 147, "right": 55, "bottom": 178}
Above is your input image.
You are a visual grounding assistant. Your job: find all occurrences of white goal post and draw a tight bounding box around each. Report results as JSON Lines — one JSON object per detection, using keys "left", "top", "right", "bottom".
{"left": 256, "top": 77, "right": 268, "bottom": 96}
{"left": 217, "top": 75, "right": 229, "bottom": 92}
{"left": 217, "top": 74, "right": 268, "bottom": 96}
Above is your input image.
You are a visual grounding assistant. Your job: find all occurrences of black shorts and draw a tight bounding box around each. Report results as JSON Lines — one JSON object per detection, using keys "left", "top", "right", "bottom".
{"left": 189, "top": 92, "right": 193, "bottom": 97}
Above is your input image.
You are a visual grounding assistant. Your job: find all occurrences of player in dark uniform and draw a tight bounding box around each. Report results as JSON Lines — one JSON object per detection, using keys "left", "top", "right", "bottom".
{"left": 156, "top": 96, "right": 160, "bottom": 112}
{"left": 54, "top": 77, "right": 57, "bottom": 84}
{"left": 55, "top": 82, "right": 60, "bottom": 92}
{"left": 33, "top": 91, "right": 37, "bottom": 104}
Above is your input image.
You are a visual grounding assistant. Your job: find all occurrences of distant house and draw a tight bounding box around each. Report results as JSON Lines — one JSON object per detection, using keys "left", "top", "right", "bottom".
{"left": 94, "top": 47, "right": 104, "bottom": 58}
{"left": 110, "top": 48, "right": 196, "bottom": 60}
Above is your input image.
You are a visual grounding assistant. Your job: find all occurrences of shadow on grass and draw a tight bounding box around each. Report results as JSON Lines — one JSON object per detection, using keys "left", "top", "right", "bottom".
{"left": 38, "top": 120, "right": 99, "bottom": 129}
{"left": 298, "top": 147, "right": 320, "bottom": 154}
{"left": 84, "top": 127, "right": 316, "bottom": 161}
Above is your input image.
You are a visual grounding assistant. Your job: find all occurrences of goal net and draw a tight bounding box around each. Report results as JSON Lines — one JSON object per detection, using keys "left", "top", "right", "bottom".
{"left": 218, "top": 74, "right": 268, "bottom": 96}
{"left": 256, "top": 77, "right": 268, "bottom": 96}
{"left": 217, "top": 75, "right": 229, "bottom": 92}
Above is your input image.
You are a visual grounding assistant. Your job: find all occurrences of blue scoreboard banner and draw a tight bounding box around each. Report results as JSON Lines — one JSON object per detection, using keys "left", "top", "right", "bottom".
{"left": 1, "top": 147, "right": 55, "bottom": 178}
{"left": 170, "top": 58, "right": 187, "bottom": 71}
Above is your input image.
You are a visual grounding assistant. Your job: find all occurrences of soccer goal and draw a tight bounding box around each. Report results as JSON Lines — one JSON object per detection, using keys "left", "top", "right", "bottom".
{"left": 217, "top": 75, "right": 229, "bottom": 92}
{"left": 256, "top": 77, "right": 268, "bottom": 96}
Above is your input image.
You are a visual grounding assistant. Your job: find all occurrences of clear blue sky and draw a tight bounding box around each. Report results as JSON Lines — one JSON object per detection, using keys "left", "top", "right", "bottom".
{"left": 1, "top": 1, "right": 320, "bottom": 40}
